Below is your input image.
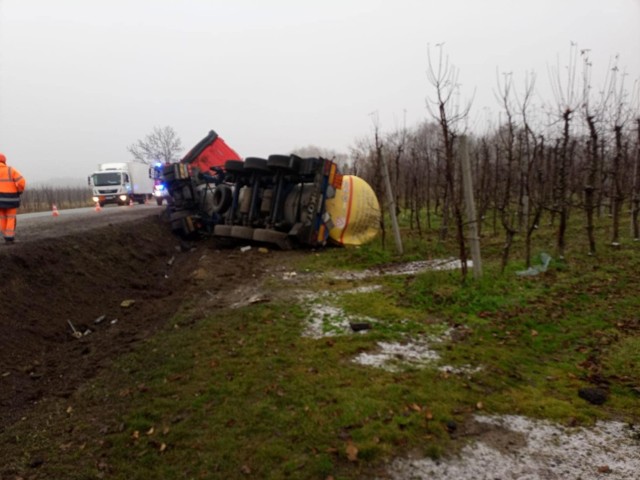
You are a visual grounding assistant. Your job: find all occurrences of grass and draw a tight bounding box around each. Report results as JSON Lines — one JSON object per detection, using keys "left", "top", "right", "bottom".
{"left": 2, "top": 209, "right": 640, "bottom": 479}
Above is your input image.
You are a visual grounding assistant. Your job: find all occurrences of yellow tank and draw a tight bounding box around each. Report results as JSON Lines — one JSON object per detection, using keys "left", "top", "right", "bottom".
{"left": 325, "top": 175, "right": 381, "bottom": 246}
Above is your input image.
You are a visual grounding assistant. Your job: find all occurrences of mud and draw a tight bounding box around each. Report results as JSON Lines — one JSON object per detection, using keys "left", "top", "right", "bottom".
{"left": 0, "top": 214, "right": 277, "bottom": 430}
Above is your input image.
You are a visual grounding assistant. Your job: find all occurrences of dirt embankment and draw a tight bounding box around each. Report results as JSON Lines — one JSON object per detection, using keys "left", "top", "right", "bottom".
{"left": 0, "top": 214, "right": 274, "bottom": 430}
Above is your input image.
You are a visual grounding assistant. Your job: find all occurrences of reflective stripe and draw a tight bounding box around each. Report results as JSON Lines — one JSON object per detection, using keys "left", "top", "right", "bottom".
{"left": 0, "top": 207, "right": 17, "bottom": 237}
{"left": 0, "top": 166, "right": 24, "bottom": 194}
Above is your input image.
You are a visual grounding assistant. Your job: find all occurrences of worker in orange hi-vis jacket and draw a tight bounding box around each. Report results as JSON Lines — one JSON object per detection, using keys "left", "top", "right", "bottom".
{"left": 0, "top": 153, "right": 26, "bottom": 244}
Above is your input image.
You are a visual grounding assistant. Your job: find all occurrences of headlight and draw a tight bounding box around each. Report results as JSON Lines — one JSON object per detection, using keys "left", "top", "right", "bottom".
{"left": 92, "top": 196, "right": 99, "bottom": 202}
{"left": 119, "top": 194, "right": 128, "bottom": 201}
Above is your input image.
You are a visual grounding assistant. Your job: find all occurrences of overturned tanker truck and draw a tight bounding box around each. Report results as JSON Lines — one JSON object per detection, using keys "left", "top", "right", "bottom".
{"left": 161, "top": 130, "right": 381, "bottom": 249}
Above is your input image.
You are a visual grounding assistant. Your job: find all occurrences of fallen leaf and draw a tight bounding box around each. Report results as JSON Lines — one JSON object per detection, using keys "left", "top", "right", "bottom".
{"left": 425, "top": 409, "right": 434, "bottom": 420}
{"left": 346, "top": 441, "right": 358, "bottom": 462}
{"left": 120, "top": 299, "right": 136, "bottom": 308}
{"left": 132, "top": 430, "right": 140, "bottom": 440}
{"left": 597, "top": 465, "right": 611, "bottom": 474}
{"left": 146, "top": 427, "right": 155, "bottom": 436}
{"left": 409, "top": 403, "right": 422, "bottom": 412}
{"left": 241, "top": 465, "right": 251, "bottom": 474}
{"left": 476, "top": 401, "right": 484, "bottom": 410}
{"left": 66, "top": 406, "right": 73, "bottom": 414}
{"left": 531, "top": 329, "right": 538, "bottom": 337}
{"left": 159, "top": 443, "right": 167, "bottom": 453}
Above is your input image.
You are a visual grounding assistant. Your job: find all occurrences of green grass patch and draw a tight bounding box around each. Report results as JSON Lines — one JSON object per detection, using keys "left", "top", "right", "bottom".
{"left": 3, "top": 209, "right": 640, "bottom": 478}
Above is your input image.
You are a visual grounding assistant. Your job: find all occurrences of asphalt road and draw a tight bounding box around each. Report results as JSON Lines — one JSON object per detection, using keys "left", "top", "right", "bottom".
{"left": 13, "top": 204, "right": 166, "bottom": 244}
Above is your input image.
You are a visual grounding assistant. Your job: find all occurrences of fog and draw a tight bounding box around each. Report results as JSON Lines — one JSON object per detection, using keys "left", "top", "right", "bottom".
{"left": 0, "top": 0, "right": 637, "bottom": 185}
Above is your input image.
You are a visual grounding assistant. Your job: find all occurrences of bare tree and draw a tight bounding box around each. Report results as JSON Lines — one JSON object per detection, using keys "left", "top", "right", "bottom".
{"left": 606, "top": 57, "right": 632, "bottom": 246}
{"left": 371, "top": 113, "right": 403, "bottom": 255}
{"left": 548, "top": 43, "right": 580, "bottom": 258}
{"left": 580, "top": 49, "right": 609, "bottom": 255}
{"left": 632, "top": 80, "right": 640, "bottom": 240}
{"left": 128, "top": 126, "right": 183, "bottom": 164}
{"left": 495, "top": 71, "right": 520, "bottom": 271}
{"left": 426, "top": 44, "right": 473, "bottom": 279}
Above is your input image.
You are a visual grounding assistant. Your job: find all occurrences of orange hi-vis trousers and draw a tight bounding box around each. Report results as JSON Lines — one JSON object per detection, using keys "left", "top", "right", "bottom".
{"left": 0, "top": 208, "right": 17, "bottom": 240}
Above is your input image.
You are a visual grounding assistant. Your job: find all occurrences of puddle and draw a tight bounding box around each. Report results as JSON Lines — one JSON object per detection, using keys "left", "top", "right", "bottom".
{"left": 386, "top": 414, "right": 640, "bottom": 480}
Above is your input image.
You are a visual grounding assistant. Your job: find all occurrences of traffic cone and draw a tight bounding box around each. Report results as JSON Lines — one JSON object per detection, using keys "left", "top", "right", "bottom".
{"left": 52, "top": 204, "right": 60, "bottom": 217}
{"left": 128, "top": 198, "right": 134, "bottom": 207}
{"left": 95, "top": 201, "right": 102, "bottom": 212}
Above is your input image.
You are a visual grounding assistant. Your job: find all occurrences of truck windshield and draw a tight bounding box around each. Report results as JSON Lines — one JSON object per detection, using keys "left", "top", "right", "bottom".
{"left": 92, "top": 172, "right": 122, "bottom": 186}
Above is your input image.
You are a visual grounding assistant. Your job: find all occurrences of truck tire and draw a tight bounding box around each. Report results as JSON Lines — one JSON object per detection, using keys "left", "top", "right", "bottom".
{"left": 267, "top": 154, "right": 295, "bottom": 171}
{"left": 211, "top": 185, "right": 232, "bottom": 213}
{"left": 243, "top": 157, "right": 270, "bottom": 172}
{"left": 156, "top": 197, "right": 163, "bottom": 206}
{"left": 225, "top": 160, "right": 244, "bottom": 173}
{"left": 296, "top": 157, "right": 318, "bottom": 176}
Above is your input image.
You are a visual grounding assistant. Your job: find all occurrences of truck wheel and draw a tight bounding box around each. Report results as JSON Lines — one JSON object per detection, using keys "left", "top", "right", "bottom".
{"left": 211, "top": 185, "right": 232, "bottom": 213}
{"left": 244, "top": 157, "right": 270, "bottom": 172}
{"left": 267, "top": 154, "right": 295, "bottom": 171}
{"left": 156, "top": 197, "right": 163, "bottom": 206}
{"left": 225, "top": 160, "right": 244, "bottom": 173}
{"left": 296, "top": 157, "right": 318, "bottom": 176}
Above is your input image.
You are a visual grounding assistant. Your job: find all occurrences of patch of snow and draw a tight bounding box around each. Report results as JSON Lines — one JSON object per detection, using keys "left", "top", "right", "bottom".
{"left": 302, "top": 303, "right": 377, "bottom": 339}
{"left": 300, "top": 285, "right": 383, "bottom": 338}
{"left": 332, "top": 258, "right": 473, "bottom": 280}
{"left": 343, "top": 285, "right": 383, "bottom": 295}
{"left": 438, "top": 364, "right": 483, "bottom": 375}
{"left": 386, "top": 414, "right": 640, "bottom": 480}
{"left": 353, "top": 340, "right": 441, "bottom": 371}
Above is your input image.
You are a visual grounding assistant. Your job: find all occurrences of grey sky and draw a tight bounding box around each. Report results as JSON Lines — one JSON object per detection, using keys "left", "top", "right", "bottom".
{"left": 0, "top": 0, "right": 638, "bottom": 185}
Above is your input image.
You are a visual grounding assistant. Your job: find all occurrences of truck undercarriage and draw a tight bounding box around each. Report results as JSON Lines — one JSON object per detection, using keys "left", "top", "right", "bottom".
{"left": 162, "top": 130, "right": 380, "bottom": 249}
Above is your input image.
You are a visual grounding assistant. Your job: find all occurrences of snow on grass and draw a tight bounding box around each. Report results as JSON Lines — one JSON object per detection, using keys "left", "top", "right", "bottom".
{"left": 386, "top": 414, "right": 640, "bottom": 480}
{"left": 353, "top": 339, "right": 441, "bottom": 371}
{"left": 297, "top": 262, "right": 481, "bottom": 373}
{"left": 302, "top": 303, "right": 378, "bottom": 338}
{"left": 332, "top": 258, "right": 473, "bottom": 280}
{"left": 301, "top": 285, "right": 382, "bottom": 338}
{"left": 351, "top": 331, "right": 481, "bottom": 374}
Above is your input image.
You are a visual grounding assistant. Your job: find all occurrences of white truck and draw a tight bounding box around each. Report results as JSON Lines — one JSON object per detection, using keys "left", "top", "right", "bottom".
{"left": 88, "top": 162, "right": 155, "bottom": 207}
